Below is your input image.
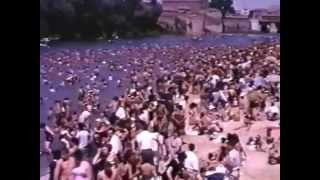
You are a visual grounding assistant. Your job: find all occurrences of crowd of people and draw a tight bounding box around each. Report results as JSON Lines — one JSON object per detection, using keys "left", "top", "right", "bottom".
{"left": 40, "top": 39, "right": 280, "bottom": 180}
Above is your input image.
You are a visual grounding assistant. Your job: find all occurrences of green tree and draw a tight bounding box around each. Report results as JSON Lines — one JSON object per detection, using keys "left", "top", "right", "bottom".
{"left": 40, "top": 0, "right": 163, "bottom": 40}
{"left": 209, "top": 0, "right": 235, "bottom": 17}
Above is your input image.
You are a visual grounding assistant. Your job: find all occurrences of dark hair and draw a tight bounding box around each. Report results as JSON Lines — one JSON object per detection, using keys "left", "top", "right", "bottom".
{"left": 177, "top": 152, "right": 187, "bottom": 164}
{"left": 189, "top": 103, "right": 197, "bottom": 109}
{"left": 188, "top": 143, "right": 195, "bottom": 151}
{"left": 113, "top": 96, "right": 119, "bottom": 101}
{"left": 73, "top": 149, "right": 83, "bottom": 162}
{"left": 227, "top": 133, "right": 239, "bottom": 146}
{"left": 61, "top": 148, "right": 69, "bottom": 155}
{"left": 208, "top": 153, "right": 214, "bottom": 159}
{"left": 78, "top": 123, "right": 86, "bottom": 130}
{"left": 71, "top": 137, "right": 79, "bottom": 146}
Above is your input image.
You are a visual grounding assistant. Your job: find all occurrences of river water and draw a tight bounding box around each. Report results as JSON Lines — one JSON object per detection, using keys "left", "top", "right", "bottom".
{"left": 40, "top": 34, "right": 279, "bottom": 176}
{"left": 40, "top": 34, "right": 279, "bottom": 123}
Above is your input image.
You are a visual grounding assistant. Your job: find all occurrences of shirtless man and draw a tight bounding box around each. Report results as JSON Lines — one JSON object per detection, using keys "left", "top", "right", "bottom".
{"left": 97, "top": 162, "right": 119, "bottom": 180}
{"left": 140, "top": 162, "right": 157, "bottom": 180}
{"left": 54, "top": 149, "right": 76, "bottom": 180}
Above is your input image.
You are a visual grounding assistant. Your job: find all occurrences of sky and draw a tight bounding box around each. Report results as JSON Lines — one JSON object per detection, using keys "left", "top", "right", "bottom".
{"left": 233, "top": 0, "right": 280, "bottom": 10}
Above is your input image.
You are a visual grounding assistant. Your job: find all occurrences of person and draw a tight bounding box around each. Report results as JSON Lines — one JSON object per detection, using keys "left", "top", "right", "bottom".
{"left": 115, "top": 102, "right": 127, "bottom": 121}
{"left": 69, "top": 138, "right": 79, "bottom": 155}
{"left": 161, "top": 154, "right": 184, "bottom": 180}
{"left": 265, "top": 102, "right": 280, "bottom": 121}
{"left": 109, "top": 129, "right": 123, "bottom": 163}
{"left": 50, "top": 129, "right": 66, "bottom": 179}
{"left": 118, "top": 150, "right": 134, "bottom": 180}
{"left": 140, "top": 161, "right": 157, "bottom": 180}
{"left": 79, "top": 106, "right": 92, "bottom": 124}
{"left": 70, "top": 150, "right": 93, "bottom": 180}
{"left": 92, "top": 145, "right": 112, "bottom": 177}
{"left": 76, "top": 123, "right": 90, "bottom": 155}
{"left": 224, "top": 146, "right": 241, "bottom": 180}
{"left": 54, "top": 148, "right": 76, "bottom": 180}
{"left": 169, "top": 132, "right": 183, "bottom": 156}
{"left": 184, "top": 144, "right": 201, "bottom": 179}
{"left": 97, "top": 162, "right": 119, "bottom": 180}
{"left": 40, "top": 123, "right": 54, "bottom": 156}
{"left": 150, "top": 131, "right": 163, "bottom": 166}
{"left": 136, "top": 122, "right": 157, "bottom": 165}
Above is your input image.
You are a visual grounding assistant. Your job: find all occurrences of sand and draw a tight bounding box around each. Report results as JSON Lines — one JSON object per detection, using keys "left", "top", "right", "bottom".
{"left": 182, "top": 120, "right": 280, "bottom": 180}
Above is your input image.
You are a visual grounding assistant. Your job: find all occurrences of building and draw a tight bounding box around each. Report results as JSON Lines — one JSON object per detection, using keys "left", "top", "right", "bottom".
{"left": 158, "top": 0, "right": 222, "bottom": 35}
{"left": 223, "top": 15, "right": 251, "bottom": 33}
{"left": 249, "top": 8, "right": 280, "bottom": 33}
{"left": 203, "top": 8, "right": 223, "bottom": 34}
{"left": 157, "top": 0, "right": 280, "bottom": 34}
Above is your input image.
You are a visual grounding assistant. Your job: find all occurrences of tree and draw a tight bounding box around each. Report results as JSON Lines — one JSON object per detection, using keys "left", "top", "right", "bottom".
{"left": 40, "top": 0, "right": 163, "bottom": 39}
{"left": 209, "top": 0, "right": 235, "bottom": 17}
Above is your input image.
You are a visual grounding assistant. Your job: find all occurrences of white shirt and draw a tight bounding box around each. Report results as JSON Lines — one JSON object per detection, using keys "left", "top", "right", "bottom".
{"left": 151, "top": 133, "right": 163, "bottom": 151}
{"left": 79, "top": 110, "right": 91, "bottom": 123}
{"left": 210, "top": 75, "right": 220, "bottom": 86}
{"left": 115, "top": 107, "right": 126, "bottom": 120}
{"left": 136, "top": 130, "right": 156, "bottom": 150}
{"left": 226, "top": 149, "right": 241, "bottom": 170}
{"left": 109, "top": 134, "right": 123, "bottom": 155}
{"left": 76, "top": 130, "right": 90, "bottom": 149}
{"left": 184, "top": 151, "right": 200, "bottom": 172}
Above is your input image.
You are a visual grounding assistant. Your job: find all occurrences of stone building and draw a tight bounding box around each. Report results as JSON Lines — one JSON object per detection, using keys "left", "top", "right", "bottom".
{"left": 203, "top": 8, "right": 223, "bottom": 34}
{"left": 249, "top": 8, "right": 280, "bottom": 33}
{"left": 158, "top": 0, "right": 222, "bottom": 35}
{"left": 223, "top": 15, "right": 251, "bottom": 33}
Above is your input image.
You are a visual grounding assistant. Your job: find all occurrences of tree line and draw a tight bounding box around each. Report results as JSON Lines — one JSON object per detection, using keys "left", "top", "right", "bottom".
{"left": 40, "top": 0, "right": 163, "bottom": 40}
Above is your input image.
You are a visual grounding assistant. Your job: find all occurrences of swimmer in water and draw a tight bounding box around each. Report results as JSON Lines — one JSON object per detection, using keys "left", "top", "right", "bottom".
{"left": 108, "top": 74, "right": 113, "bottom": 81}
{"left": 116, "top": 79, "right": 122, "bottom": 87}
{"left": 49, "top": 87, "right": 56, "bottom": 93}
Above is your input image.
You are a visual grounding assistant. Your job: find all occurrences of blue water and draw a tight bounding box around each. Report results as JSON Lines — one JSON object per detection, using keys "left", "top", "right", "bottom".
{"left": 40, "top": 34, "right": 280, "bottom": 122}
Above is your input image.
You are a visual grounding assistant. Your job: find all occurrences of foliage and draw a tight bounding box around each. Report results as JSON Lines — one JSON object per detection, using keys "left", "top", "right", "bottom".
{"left": 209, "top": 0, "right": 235, "bottom": 17}
{"left": 40, "top": 0, "right": 163, "bottom": 40}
